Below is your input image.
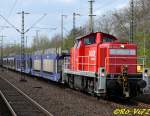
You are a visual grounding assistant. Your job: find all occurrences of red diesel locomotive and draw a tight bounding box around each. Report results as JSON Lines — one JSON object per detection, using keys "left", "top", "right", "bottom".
{"left": 63, "top": 32, "right": 146, "bottom": 98}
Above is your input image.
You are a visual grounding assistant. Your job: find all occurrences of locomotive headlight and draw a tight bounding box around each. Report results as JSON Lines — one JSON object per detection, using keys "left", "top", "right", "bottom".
{"left": 137, "top": 65, "right": 143, "bottom": 73}
{"left": 120, "top": 44, "right": 125, "bottom": 48}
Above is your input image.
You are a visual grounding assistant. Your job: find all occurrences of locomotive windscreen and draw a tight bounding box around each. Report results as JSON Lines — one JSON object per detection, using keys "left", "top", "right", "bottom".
{"left": 103, "top": 37, "right": 114, "bottom": 42}
{"left": 83, "top": 37, "right": 96, "bottom": 45}
{"left": 110, "top": 49, "right": 136, "bottom": 55}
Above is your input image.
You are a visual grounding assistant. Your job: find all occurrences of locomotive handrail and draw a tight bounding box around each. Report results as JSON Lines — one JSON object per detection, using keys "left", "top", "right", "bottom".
{"left": 105, "top": 57, "right": 145, "bottom": 61}
{"left": 64, "top": 57, "right": 70, "bottom": 70}
{"left": 108, "top": 57, "right": 137, "bottom": 58}
{"left": 63, "top": 56, "right": 97, "bottom": 73}
{"left": 77, "top": 56, "right": 96, "bottom": 72}
{"left": 105, "top": 57, "right": 145, "bottom": 62}
{"left": 108, "top": 64, "right": 143, "bottom": 66}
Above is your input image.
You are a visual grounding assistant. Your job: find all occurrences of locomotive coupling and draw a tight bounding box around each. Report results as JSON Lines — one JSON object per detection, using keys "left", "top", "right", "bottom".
{"left": 118, "top": 65, "right": 129, "bottom": 97}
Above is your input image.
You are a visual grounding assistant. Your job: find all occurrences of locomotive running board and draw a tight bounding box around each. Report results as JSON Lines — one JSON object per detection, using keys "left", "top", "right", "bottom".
{"left": 63, "top": 69, "right": 96, "bottom": 77}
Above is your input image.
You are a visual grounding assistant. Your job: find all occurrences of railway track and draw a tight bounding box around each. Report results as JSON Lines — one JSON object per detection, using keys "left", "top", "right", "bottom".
{"left": 0, "top": 76, "right": 53, "bottom": 116}
{"left": 0, "top": 93, "right": 12, "bottom": 116}
{"left": 1, "top": 68, "right": 150, "bottom": 116}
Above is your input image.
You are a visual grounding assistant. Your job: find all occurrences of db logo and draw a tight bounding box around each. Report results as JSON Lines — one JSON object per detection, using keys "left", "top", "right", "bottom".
{"left": 89, "top": 50, "right": 96, "bottom": 56}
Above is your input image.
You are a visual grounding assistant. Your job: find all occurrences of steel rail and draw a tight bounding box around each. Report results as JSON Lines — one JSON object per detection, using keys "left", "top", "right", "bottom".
{"left": 0, "top": 90, "right": 17, "bottom": 116}
{"left": 0, "top": 76, "right": 53, "bottom": 116}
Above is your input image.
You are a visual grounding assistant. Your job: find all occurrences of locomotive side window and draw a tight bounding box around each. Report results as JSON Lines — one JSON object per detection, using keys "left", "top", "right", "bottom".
{"left": 83, "top": 37, "right": 96, "bottom": 45}
{"left": 103, "top": 37, "right": 114, "bottom": 42}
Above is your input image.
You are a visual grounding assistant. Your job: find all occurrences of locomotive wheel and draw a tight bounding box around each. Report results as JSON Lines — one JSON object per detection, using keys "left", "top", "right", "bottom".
{"left": 137, "top": 80, "right": 146, "bottom": 88}
{"left": 87, "top": 78, "right": 94, "bottom": 95}
{"left": 107, "top": 80, "right": 122, "bottom": 96}
{"left": 68, "top": 75, "right": 74, "bottom": 89}
{"left": 81, "top": 77, "right": 86, "bottom": 92}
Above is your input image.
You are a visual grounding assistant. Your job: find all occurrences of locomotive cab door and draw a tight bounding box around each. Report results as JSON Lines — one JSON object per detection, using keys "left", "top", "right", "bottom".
{"left": 96, "top": 47, "right": 107, "bottom": 95}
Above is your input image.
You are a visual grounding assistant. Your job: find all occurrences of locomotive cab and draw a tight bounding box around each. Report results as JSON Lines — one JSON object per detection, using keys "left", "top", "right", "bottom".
{"left": 70, "top": 32, "right": 117, "bottom": 72}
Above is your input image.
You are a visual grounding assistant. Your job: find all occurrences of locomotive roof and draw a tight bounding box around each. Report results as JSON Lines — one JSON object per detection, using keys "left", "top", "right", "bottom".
{"left": 75, "top": 32, "right": 117, "bottom": 40}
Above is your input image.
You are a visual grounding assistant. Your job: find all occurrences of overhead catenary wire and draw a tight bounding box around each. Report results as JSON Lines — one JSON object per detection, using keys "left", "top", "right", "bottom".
{"left": 8, "top": 0, "right": 18, "bottom": 17}
{"left": 0, "top": 0, "right": 18, "bottom": 33}
{"left": 0, "top": 11, "right": 47, "bottom": 81}
{"left": 0, "top": 13, "right": 47, "bottom": 34}
{"left": 95, "top": 0, "right": 126, "bottom": 12}
{"left": 0, "top": 14, "right": 21, "bottom": 33}
{"left": 57, "top": 0, "right": 126, "bottom": 29}
{"left": 1, "top": 0, "right": 130, "bottom": 48}
{"left": 32, "top": 27, "right": 57, "bottom": 30}
{"left": 25, "top": 14, "right": 47, "bottom": 33}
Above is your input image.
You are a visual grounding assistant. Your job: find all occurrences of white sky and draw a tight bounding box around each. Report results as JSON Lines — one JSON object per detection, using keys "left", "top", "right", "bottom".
{"left": 0, "top": 0, "right": 129, "bottom": 47}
